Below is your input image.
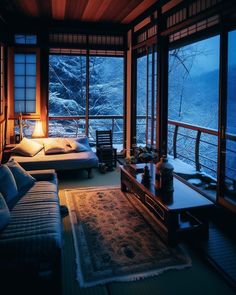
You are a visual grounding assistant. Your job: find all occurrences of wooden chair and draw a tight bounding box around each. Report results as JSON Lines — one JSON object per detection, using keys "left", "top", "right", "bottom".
{"left": 96, "top": 130, "right": 117, "bottom": 169}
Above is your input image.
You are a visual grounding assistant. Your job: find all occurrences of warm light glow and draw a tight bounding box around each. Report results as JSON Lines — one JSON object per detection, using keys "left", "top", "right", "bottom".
{"left": 32, "top": 121, "right": 45, "bottom": 138}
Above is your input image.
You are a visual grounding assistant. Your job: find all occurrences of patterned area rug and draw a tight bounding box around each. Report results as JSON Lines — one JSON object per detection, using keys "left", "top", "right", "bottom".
{"left": 65, "top": 186, "right": 191, "bottom": 287}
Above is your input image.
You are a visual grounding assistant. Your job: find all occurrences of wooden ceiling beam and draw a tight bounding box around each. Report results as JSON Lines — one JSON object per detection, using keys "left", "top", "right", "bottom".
{"left": 0, "top": 0, "right": 167, "bottom": 27}
{"left": 122, "top": 0, "right": 158, "bottom": 24}
{"left": 65, "top": 0, "right": 88, "bottom": 20}
{"left": 99, "top": 0, "right": 129, "bottom": 21}
{"left": 81, "top": 0, "right": 105, "bottom": 21}
{"left": 14, "top": 0, "right": 40, "bottom": 17}
{"left": 52, "top": 0, "right": 67, "bottom": 20}
{"left": 93, "top": 0, "right": 113, "bottom": 21}
{"left": 115, "top": 0, "right": 144, "bottom": 22}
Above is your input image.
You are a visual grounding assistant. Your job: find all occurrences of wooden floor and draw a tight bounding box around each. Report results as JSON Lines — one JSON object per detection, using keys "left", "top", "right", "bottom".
{"left": 197, "top": 223, "right": 236, "bottom": 290}
{"left": 58, "top": 168, "right": 236, "bottom": 295}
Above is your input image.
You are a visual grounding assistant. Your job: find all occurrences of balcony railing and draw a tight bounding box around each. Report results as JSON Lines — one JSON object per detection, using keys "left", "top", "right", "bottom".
{"left": 48, "top": 115, "right": 124, "bottom": 150}
{"left": 168, "top": 120, "right": 218, "bottom": 175}
{"left": 168, "top": 120, "right": 236, "bottom": 183}
{"left": 48, "top": 115, "right": 236, "bottom": 183}
{"left": 136, "top": 117, "right": 236, "bottom": 182}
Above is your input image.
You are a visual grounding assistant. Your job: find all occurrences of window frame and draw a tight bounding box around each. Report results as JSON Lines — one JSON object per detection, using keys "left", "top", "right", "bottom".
{"left": 135, "top": 44, "right": 157, "bottom": 149}
{"left": 8, "top": 47, "right": 41, "bottom": 119}
{"left": 48, "top": 50, "right": 125, "bottom": 150}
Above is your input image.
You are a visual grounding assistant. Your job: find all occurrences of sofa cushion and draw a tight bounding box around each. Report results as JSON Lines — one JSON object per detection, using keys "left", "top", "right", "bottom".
{"left": 0, "top": 193, "right": 10, "bottom": 231}
{"left": 12, "top": 137, "right": 43, "bottom": 157}
{"left": 6, "top": 159, "right": 36, "bottom": 192}
{"left": 0, "top": 165, "right": 18, "bottom": 207}
{"left": 0, "top": 179, "right": 62, "bottom": 271}
{"left": 44, "top": 138, "right": 71, "bottom": 155}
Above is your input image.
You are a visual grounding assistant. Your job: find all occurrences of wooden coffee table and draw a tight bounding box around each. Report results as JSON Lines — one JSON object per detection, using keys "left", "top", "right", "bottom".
{"left": 120, "top": 163, "right": 214, "bottom": 245}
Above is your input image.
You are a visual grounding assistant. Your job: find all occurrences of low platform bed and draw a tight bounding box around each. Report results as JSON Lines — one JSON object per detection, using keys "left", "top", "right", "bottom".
{"left": 10, "top": 136, "right": 99, "bottom": 177}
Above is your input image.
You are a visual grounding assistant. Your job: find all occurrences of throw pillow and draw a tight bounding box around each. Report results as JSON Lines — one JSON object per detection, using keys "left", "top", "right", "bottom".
{"left": 12, "top": 137, "right": 43, "bottom": 157}
{"left": 0, "top": 165, "right": 18, "bottom": 208}
{"left": 68, "top": 137, "right": 91, "bottom": 152}
{"left": 0, "top": 192, "right": 10, "bottom": 231}
{"left": 6, "top": 160, "right": 36, "bottom": 192}
{"left": 44, "top": 138, "right": 70, "bottom": 154}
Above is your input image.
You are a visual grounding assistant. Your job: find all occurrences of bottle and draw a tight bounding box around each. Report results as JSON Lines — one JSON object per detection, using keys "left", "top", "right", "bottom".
{"left": 156, "top": 156, "right": 174, "bottom": 192}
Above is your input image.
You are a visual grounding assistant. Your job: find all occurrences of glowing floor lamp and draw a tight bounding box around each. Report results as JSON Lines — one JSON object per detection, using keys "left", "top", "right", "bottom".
{"left": 32, "top": 121, "right": 45, "bottom": 138}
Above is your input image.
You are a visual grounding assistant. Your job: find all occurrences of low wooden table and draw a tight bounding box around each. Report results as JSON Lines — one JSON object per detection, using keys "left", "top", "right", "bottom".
{"left": 120, "top": 163, "right": 214, "bottom": 245}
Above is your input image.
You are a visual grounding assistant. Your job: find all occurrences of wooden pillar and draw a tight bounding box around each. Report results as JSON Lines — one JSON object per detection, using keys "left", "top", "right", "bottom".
{"left": 156, "top": 34, "right": 168, "bottom": 158}
{"left": 39, "top": 30, "right": 49, "bottom": 137}
{"left": 126, "top": 29, "right": 135, "bottom": 157}
{"left": 217, "top": 19, "right": 228, "bottom": 206}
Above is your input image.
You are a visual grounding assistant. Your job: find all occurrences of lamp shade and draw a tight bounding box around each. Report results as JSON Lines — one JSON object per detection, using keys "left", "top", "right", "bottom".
{"left": 32, "top": 121, "right": 45, "bottom": 138}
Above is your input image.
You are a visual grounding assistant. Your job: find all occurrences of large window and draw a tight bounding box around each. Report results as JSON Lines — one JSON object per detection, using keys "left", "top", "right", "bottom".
{"left": 14, "top": 53, "right": 37, "bottom": 113}
{"left": 10, "top": 34, "right": 39, "bottom": 117}
{"left": 136, "top": 45, "right": 157, "bottom": 147}
{"left": 48, "top": 53, "right": 124, "bottom": 150}
{"left": 89, "top": 56, "right": 124, "bottom": 147}
{"left": 9, "top": 35, "right": 40, "bottom": 140}
{"left": 49, "top": 54, "right": 86, "bottom": 136}
{"left": 136, "top": 53, "right": 147, "bottom": 146}
{"left": 168, "top": 35, "right": 220, "bottom": 199}
{"left": 224, "top": 30, "right": 236, "bottom": 205}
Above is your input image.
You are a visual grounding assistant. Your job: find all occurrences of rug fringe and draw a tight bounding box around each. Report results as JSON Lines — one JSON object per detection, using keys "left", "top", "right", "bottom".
{"left": 77, "top": 262, "right": 192, "bottom": 288}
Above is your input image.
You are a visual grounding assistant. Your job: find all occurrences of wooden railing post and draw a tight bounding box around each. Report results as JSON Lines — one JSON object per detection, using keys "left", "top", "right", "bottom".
{"left": 173, "top": 125, "right": 179, "bottom": 158}
{"left": 195, "top": 130, "right": 201, "bottom": 171}
{"left": 112, "top": 117, "right": 114, "bottom": 135}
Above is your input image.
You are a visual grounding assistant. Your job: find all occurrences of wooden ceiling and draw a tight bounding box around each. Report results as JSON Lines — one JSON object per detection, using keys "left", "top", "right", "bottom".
{"left": 0, "top": 0, "right": 159, "bottom": 25}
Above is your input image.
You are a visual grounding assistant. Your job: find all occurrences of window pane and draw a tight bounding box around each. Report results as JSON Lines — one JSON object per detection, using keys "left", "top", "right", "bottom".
{"left": 15, "top": 35, "right": 26, "bottom": 44}
{"left": 26, "top": 76, "right": 36, "bottom": 87}
{"left": 168, "top": 35, "right": 220, "bottom": 201}
{"left": 26, "top": 64, "right": 36, "bottom": 75}
{"left": 15, "top": 34, "right": 37, "bottom": 45}
{"left": 14, "top": 53, "right": 36, "bottom": 113}
{"left": 14, "top": 88, "right": 25, "bottom": 100}
{"left": 224, "top": 30, "right": 236, "bottom": 204}
{"left": 15, "top": 76, "right": 25, "bottom": 87}
{"left": 89, "top": 56, "right": 124, "bottom": 151}
{"left": 136, "top": 54, "right": 147, "bottom": 146}
{"left": 26, "top": 35, "right": 37, "bottom": 44}
{"left": 26, "top": 54, "right": 36, "bottom": 63}
{"left": 26, "top": 88, "right": 36, "bottom": 100}
{"left": 26, "top": 101, "right": 36, "bottom": 113}
{"left": 48, "top": 54, "right": 124, "bottom": 150}
{"left": 49, "top": 55, "right": 86, "bottom": 118}
{"left": 14, "top": 64, "right": 25, "bottom": 75}
{"left": 14, "top": 101, "right": 25, "bottom": 112}
{"left": 14, "top": 54, "right": 25, "bottom": 63}
{"left": 48, "top": 119, "right": 86, "bottom": 137}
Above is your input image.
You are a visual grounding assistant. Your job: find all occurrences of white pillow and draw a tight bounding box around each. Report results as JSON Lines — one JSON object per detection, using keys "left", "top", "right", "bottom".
{"left": 67, "top": 137, "right": 91, "bottom": 152}
{"left": 44, "top": 138, "right": 71, "bottom": 155}
{"left": 12, "top": 137, "right": 43, "bottom": 157}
